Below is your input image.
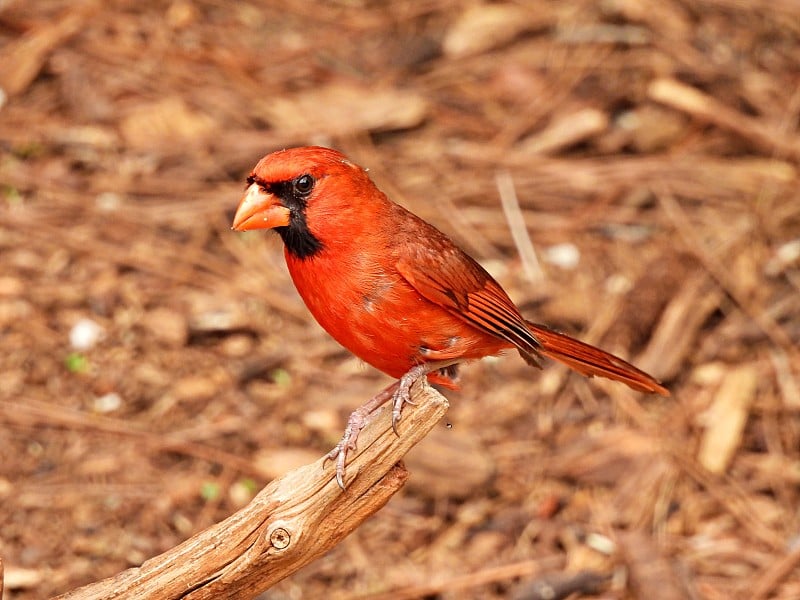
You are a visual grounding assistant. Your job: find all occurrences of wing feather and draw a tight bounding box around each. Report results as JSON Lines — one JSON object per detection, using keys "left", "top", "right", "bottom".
{"left": 394, "top": 224, "right": 541, "bottom": 355}
{"left": 391, "top": 206, "right": 668, "bottom": 396}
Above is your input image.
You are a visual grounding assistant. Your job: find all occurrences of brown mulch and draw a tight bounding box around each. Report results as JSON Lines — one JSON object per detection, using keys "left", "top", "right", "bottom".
{"left": 1, "top": 1, "right": 799, "bottom": 598}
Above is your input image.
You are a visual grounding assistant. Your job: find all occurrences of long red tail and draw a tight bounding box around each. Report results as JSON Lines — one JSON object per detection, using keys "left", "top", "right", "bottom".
{"left": 526, "top": 321, "right": 669, "bottom": 396}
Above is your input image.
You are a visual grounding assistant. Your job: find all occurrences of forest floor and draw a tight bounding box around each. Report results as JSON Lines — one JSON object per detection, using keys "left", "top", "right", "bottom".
{"left": 1, "top": 1, "right": 799, "bottom": 598}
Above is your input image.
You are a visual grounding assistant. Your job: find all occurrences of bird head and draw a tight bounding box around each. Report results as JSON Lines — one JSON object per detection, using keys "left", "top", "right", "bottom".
{"left": 232, "top": 146, "right": 373, "bottom": 259}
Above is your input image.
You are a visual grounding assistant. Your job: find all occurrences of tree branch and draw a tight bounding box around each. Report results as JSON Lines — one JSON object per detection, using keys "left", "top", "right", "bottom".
{"left": 53, "top": 382, "right": 449, "bottom": 599}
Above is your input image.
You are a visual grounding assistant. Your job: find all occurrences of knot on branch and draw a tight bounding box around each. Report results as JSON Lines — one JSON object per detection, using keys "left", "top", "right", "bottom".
{"left": 269, "top": 526, "right": 291, "bottom": 550}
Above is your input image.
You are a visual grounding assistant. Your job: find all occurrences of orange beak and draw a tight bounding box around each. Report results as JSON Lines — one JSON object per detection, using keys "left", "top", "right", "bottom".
{"left": 231, "top": 183, "right": 292, "bottom": 231}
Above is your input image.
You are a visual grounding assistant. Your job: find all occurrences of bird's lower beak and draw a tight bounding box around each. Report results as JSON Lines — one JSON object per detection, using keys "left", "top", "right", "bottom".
{"left": 232, "top": 183, "right": 291, "bottom": 231}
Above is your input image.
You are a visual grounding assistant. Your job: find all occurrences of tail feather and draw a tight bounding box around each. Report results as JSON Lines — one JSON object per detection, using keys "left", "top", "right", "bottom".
{"left": 525, "top": 321, "right": 669, "bottom": 396}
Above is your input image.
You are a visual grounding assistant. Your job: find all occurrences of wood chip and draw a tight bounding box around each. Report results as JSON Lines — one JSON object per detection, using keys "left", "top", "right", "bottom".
{"left": 141, "top": 307, "right": 188, "bottom": 347}
{"left": 637, "top": 271, "right": 722, "bottom": 381}
{"left": 697, "top": 365, "right": 759, "bottom": 474}
{"left": 649, "top": 77, "right": 800, "bottom": 159}
{"left": 518, "top": 108, "right": 609, "bottom": 155}
{"left": 4, "top": 566, "right": 45, "bottom": 590}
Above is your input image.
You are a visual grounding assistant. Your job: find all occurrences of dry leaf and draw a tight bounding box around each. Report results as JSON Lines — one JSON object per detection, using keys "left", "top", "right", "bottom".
{"left": 443, "top": 4, "right": 544, "bottom": 57}
{"left": 0, "top": 2, "right": 97, "bottom": 97}
{"left": 260, "top": 83, "right": 428, "bottom": 137}
{"left": 618, "top": 531, "right": 687, "bottom": 600}
{"left": 253, "top": 447, "right": 327, "bottom": 480}
{"left": 120, "top": 97, "right": 216, "bottom": 149}
{"left": 404, "top": 425, "right": 495, "bottom": 499}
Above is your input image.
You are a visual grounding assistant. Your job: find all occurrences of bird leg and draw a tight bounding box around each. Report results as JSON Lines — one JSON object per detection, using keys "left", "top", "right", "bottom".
{"left": 392, "top": 362, "right": 433, "bottom": 435}
{"left": 326, "top": 359, "right": 460, "bottom": 489}
{"left": 325, "top": 381, "right": 398, "bottom": 489}
{"left": 392, "top": 359, "right": 462, "bottom": 434}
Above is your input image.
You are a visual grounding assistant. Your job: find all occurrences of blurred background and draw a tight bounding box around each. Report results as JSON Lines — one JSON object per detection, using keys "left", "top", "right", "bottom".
{"left": 0, "top": 1, "right": 798, "bottom": 598}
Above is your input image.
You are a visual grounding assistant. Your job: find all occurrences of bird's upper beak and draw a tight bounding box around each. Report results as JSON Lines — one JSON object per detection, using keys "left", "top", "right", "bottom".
{"left": 231, "top": 183, "right": 291, "bottom": 231}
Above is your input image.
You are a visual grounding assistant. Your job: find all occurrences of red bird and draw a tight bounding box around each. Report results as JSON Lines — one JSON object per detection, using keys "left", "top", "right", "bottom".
{"left": 232, "top": 146, "right": 668, "bottom": 487}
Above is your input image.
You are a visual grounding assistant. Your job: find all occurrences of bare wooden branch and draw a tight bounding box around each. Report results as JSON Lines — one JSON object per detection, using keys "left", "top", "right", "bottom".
{"left": 53, "top": 383, "right": 449, "bottom": 600}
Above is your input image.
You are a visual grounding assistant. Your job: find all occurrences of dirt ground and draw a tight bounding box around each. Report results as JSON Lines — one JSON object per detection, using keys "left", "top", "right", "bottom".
{"left": 1, "top": 1, "right": 799, "bottom": 598}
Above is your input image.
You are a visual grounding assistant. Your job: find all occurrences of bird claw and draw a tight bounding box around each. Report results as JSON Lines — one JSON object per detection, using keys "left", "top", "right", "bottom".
{"left": 391, "top": 387, "right": 415, "bottom": 435}
{"left": 325, "top": 361, "right": 456, "bottom": 488}
{"left": 324, "top": 437, "right": 359, "bottom": 489}
{"left": 391, "top": 364, "right": 426, "bottom": 435}
{"left": 325, "top": 445, "right": 352, "bottom": 490}
{"left": 325, "top": 409, "right": 368, "bottom": 490}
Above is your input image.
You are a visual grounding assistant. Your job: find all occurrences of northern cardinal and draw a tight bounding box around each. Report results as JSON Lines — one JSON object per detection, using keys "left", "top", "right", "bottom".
{"left": 233, "top": 146, "right": 668, "bottom": 488}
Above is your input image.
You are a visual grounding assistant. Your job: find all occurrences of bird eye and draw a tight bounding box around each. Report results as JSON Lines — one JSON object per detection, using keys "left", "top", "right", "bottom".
{"left": 294, "top": 174, "right": 314, "bottom": 195}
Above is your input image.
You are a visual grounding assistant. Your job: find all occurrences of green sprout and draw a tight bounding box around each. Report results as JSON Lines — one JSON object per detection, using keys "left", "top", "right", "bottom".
{"left": 65, "top": 353, "right": 89, "bottom": 373}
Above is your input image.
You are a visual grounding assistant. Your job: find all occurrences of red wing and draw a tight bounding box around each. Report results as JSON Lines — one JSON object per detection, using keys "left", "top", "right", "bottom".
{"left": 393, "top": 210, "right": 668, "bottom": 396}
{"left": 395, "top": 245, "right": 541, "bottom": 355}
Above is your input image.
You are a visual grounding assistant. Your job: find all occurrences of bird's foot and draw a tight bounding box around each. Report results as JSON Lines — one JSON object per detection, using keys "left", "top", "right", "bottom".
{"left": 325, "top": 407, "right": 367, "bottom": 490}
{"left": 391, "top": 363, "right": 430, "bottom": 436}
{"left": 391, "top": 359, "right": 461, "bottom": 435}
{"left": 326, "top": 360, "right": 460, "bottom": 490}
{"left": 325, "top": 382, "right": 397, "bottom": 489}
